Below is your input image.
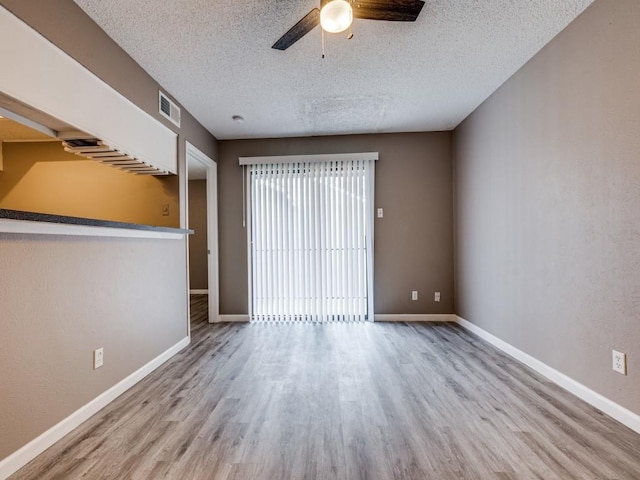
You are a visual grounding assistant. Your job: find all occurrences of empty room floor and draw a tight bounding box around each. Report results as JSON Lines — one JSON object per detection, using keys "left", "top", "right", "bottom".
{"left": 10, "top": 295, "right": 640, "bottom": 479}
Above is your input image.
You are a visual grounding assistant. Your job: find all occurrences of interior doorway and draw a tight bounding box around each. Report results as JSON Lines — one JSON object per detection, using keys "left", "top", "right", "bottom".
{"left": 186, "top": 142, "right": 219, "bottom": 323}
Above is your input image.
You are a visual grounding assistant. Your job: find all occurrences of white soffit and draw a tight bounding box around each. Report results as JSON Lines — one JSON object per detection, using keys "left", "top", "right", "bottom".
{"left": 73, "top": 0, "right": 595, "bottom": 140}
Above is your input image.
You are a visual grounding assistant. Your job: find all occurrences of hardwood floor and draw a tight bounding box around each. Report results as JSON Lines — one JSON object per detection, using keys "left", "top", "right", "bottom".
{"left": 10, "top": 295, "right": 640, "bottom": 479}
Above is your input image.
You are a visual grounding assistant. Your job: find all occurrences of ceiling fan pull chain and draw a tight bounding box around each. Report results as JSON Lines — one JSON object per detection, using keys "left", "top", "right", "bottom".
{"left": 321, "top": 28, "right": 325, "bottom": 59}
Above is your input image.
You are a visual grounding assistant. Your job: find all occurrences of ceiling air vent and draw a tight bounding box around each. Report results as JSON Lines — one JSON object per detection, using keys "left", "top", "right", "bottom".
{"left": 159, "top": 91, "right": 181, "bottom": 127}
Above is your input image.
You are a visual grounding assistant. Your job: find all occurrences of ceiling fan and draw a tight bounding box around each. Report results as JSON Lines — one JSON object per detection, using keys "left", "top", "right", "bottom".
{"left": 272, "top": 0, "right": 426, "bottom": 51}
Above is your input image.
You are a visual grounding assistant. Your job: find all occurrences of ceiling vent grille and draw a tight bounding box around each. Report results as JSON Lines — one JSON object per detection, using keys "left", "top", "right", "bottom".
{"left": 159, "top": 91, "right": 181, "bottom": 127}
{"left": 62, "top": 138, "right": 170, "bottom": 175}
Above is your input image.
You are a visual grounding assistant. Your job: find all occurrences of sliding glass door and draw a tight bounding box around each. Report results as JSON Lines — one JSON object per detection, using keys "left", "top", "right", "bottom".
{"left": 247, "top": 157, "right": 375, "bottom": 323}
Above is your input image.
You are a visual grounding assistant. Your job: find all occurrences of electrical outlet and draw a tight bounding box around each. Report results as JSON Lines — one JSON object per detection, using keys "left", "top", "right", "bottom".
{"left": 434, "top": 292, "right": 441, "bottom": 302}
{"left": 411, "top": 291, "right": 418, "bottom": 301}
{"left": 94, "top": 347, "right": 104, "bottom": 369}
{"left": 377, "top": 208, "right": 384, "bottom": 218}
{"left": 612, "top": 350, "right": 626, "bottom": 375}
{"left": 162, "top": 203, "right": 170, "bottom": 216}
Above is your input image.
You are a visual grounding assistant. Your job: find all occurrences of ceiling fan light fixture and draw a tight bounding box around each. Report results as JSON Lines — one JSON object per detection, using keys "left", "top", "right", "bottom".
{"left": 320, "top": 0, "right": 353, "bottom": 34}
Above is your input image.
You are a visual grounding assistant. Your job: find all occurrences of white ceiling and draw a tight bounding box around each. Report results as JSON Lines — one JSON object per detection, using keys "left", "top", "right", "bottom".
{"left": 73, "top": 0, "right": 594, "bottom": 140}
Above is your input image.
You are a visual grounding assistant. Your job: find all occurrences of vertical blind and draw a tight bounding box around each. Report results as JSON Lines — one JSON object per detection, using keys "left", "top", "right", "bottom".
{"left": 248, "top": 159, "right": 374, "bottom": 323}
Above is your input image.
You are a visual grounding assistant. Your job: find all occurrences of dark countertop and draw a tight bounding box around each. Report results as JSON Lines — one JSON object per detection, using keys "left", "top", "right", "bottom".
{"left": 0, "top": 209, "right": 193, "bottom": 234}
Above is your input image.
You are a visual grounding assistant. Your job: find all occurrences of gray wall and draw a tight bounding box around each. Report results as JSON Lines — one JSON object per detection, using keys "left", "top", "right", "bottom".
{"left": 454, "top": 0, "right": 640, "bottom": 415}
{"left": 188, "top": 180, "right": 208, "bottom": 290}
{"left": 219, "top": 132, "right": 453, "bottom": 316}
{"left": 0, "top": 235, "right": 189, "bottom": 459}
{"left": 0, "top": 0, "right": 217, "bottom": 463}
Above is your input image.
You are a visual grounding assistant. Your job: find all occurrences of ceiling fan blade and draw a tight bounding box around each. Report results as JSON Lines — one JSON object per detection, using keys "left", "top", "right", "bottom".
{"left": 272, "top": 8, "right": 320, "bottom": 50}
{"left": 352, "top": 0, "right": 425, "bottom": 22}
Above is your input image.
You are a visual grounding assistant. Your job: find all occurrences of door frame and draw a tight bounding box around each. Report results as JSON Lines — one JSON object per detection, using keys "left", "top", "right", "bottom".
{"left": 186, "top": 142, "right": 219, "bottom": 323}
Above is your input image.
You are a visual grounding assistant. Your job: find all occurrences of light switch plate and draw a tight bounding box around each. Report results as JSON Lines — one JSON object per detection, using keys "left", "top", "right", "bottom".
{"left": 94, "top": 348, "right": 104, "bottom": 369}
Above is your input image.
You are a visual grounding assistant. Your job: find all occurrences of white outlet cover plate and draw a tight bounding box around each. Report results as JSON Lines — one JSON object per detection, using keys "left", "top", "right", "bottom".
{"left": 612, "top": 350, "right": 626, "bottom": 375}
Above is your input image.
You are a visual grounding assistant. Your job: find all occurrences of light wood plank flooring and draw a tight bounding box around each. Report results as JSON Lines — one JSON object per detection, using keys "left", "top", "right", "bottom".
{"left": 10, "top": 295, "right": 640, "bottom": 479}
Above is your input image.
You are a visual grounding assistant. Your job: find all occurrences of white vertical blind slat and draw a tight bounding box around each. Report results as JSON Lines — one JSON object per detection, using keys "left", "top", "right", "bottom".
{"left": 318, "top": 161, "right": 325, "bottom": 322}
{"left": 255, "top": 167, "right": 261, "bottom": 320}
{"left": 261, "top": 168, "right": 268, "bottom": 320}
{"left": 283, "top": 163, "right": 290, "bottom": 318}
{"left": 291, "top": 163, "right": 297, "bottom": 318}
{"left": 270, "top": 167, "right": 277, "bottom": 319}
{"left": 347, "top": 161, "right": 355, "bottom": 322}
{"left": 356, "top": 160, "right": 365, "bottom": 322}
{"left": 288, "top": 162, "right": 296, "bottom": 318}
{"left": 303, "top": 166, "right": 310, "bottom": 321}
{"left": 310, "top": 163, "right": 319, "bottom": 322}
{"left": 366, "top": 160, "right": 375, "bottom": 321}
{"left": 327, "top": 161, "right": 334, "bottom": 322}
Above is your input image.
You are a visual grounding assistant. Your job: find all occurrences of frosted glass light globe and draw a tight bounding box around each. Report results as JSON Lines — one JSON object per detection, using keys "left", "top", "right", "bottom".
{"left": 320, "top": 0, "right": 353, "bottom": 34}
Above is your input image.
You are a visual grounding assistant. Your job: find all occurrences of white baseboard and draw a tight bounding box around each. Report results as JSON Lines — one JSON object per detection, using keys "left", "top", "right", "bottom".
{"left": 189, "top": 289, "right": 208, "bottom": 295}
{"left": 455, "top": 316, "right": 640, "bottom": 435}
{"left": 0, "top": 336, "right": 190, "bottom": 480}
{"left": 375, "top": 313, "right": 456, "bottom": 322}
{"left": 219, "top": 314, "right": 250, "bottom": 322}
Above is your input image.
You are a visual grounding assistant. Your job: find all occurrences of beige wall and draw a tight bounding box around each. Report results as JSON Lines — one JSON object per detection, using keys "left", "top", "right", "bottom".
{"left": 219, "top": 132, "right": 453, "bottom": 316}
{"left": 0, "top": 0, "right": 217, "bottom": 466}
{"left": 0, "top": 142, "right": 179, "bottom": 227}
{"left": 454, "top": 0, "right": 640, "bottom": 415}
{"left": 188, "top": 180, "right": 208, "bottom": 289}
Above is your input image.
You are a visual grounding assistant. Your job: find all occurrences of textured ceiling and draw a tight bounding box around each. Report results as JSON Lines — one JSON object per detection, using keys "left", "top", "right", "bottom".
{"left": 73, "top": 0, "right": 594, "bottom": 140}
